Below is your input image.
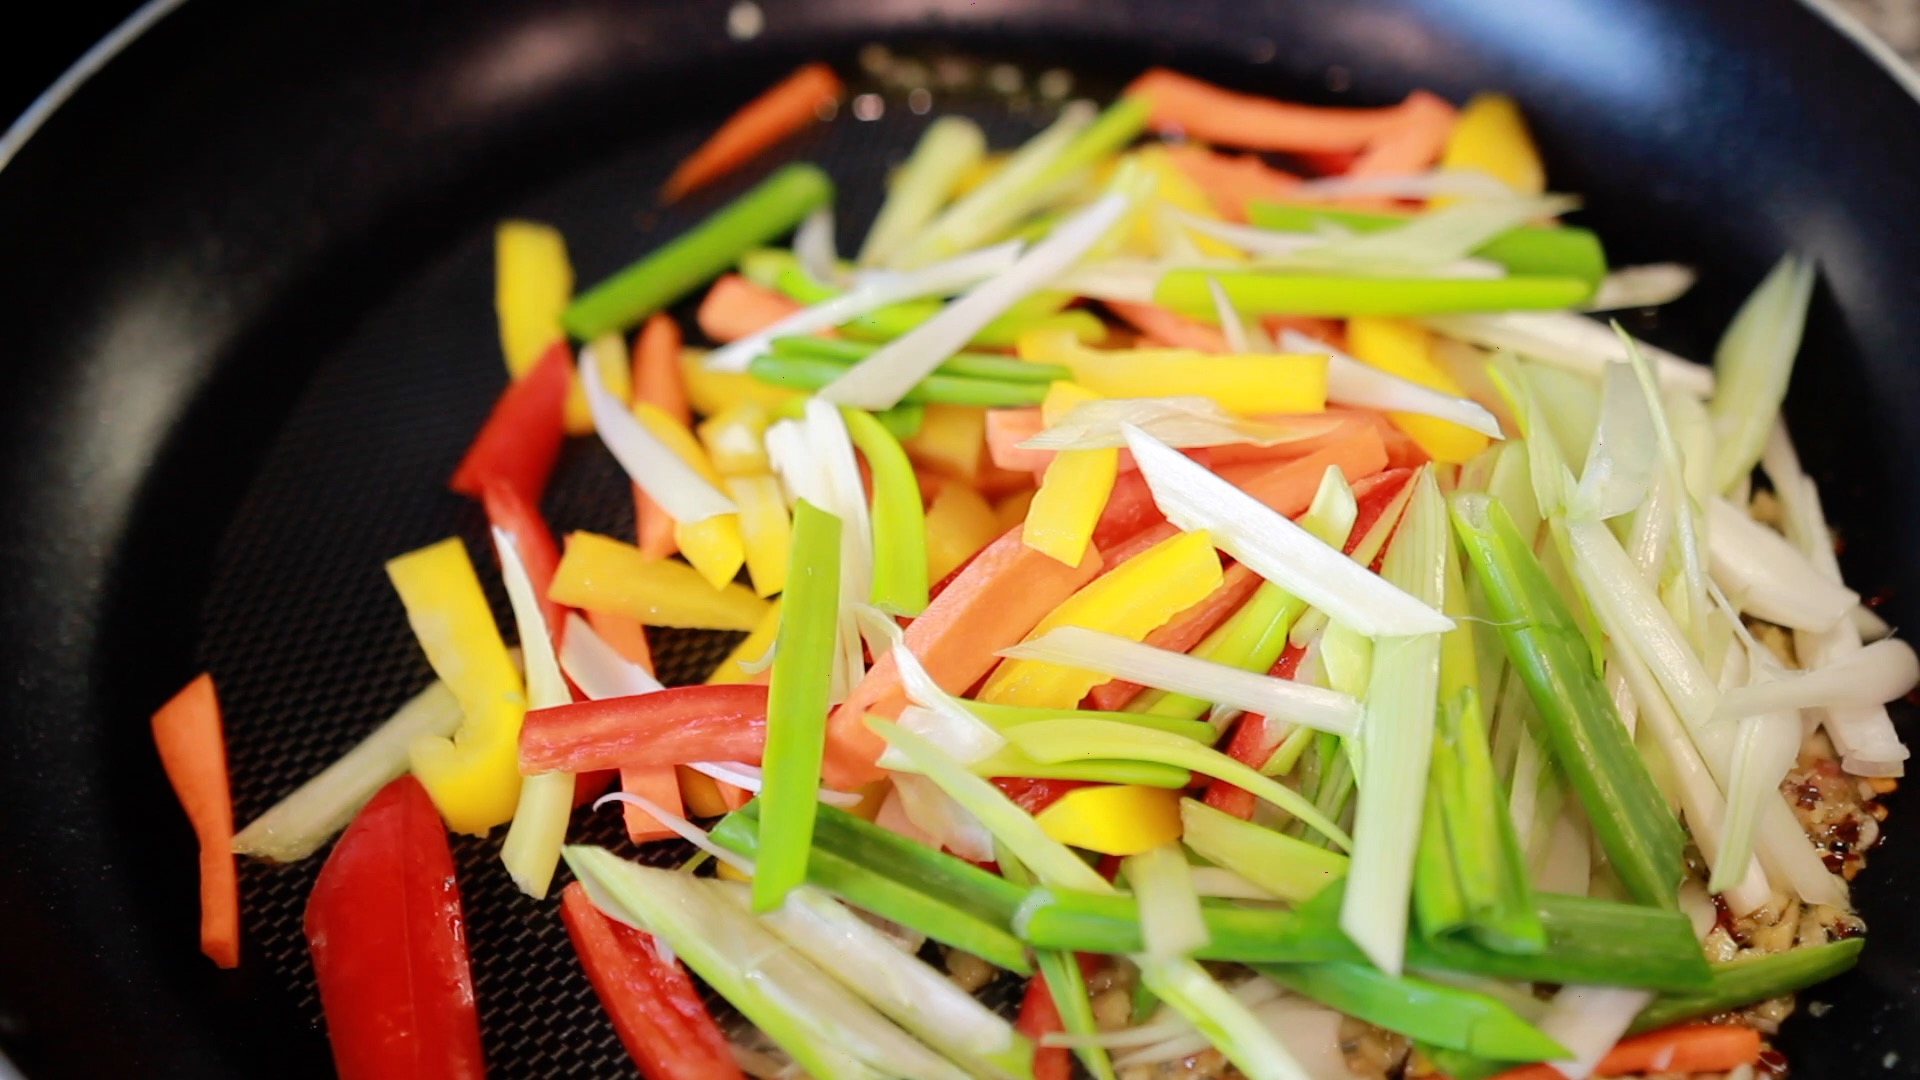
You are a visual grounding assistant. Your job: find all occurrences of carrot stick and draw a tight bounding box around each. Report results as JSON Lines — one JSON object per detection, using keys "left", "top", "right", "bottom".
{"left": 1086, "top": 563, "right": 1264, "bottom": 710}
{"left": 628, "top": 314, "right": 689, "bottom": 559}
{"left": 1125, "top": 68, "right": 1426, "bottom": 152}
{"left": 1259, "top": 315, "right": 1347, "bottom": 348}
{"left": 1105, "top": 301, "right": 1230, "bottom": 353}
{"left": 662, "top": 63, "right": 845, "bottom": 203}
{"left": 822, "top": 529, "right": 1105, "bottom": 788}
{"left": 1162, "top": 145, "right": 1301, "bottom": 221}
{"left": 696, "top": 273, "right": 804, "bottom": 343}
{"left": 1343, "top": 90, "right": 1457, "bottom": 181}
{"left": 1490, "top": 1024, "right": 1763, "bottom": 1080}
{"left": 585, "top": 608, "right": 656, "bottom": 674}
{"left": 1199, "top": 410, "right": 1384, "bottom": 469}
{"left": 618, "top": 765, "right": 686, "bottom": 842}
{"left": 151, "top": 673, "right": 239, "bottom": 968}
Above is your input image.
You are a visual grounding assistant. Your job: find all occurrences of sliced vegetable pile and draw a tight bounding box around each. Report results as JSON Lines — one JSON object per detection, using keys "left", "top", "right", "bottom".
{"left": 155, "top": 62, "right": 1912, "bottom": 1080}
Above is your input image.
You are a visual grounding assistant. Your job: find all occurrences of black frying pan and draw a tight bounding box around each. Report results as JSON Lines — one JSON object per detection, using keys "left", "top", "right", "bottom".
{"left": 4, "top": 0, "right": 1920, "bottom": 1076}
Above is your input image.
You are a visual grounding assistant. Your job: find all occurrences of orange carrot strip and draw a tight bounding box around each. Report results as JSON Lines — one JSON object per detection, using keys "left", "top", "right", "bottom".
{"left": 151, "top": 674, "right": 239, "bottom": 968}
{"left": 1199, "top": 410, "right": 1385, "bottom": 470}
{"left": 1344, "top": 90, "right": 1457, "bottom": 180}
{"left": 662, "top": 63, "right": 845, "bottom": 203}
{"left": 1125, "top": 68, "right": 1425, "bottom": 153}
{"left": 586, "top": 609, "right": 656, "bottom": 674}
{"left": 1491, "top": 1024, "right": 1762, "bottom": 1080}
{"left": 618, "top": 765, "right": 686, "bottom": 842}
{"left": 1259, "top": 315, "right": 1346, "bottom": 348}
{"left": 629, "top": 314, "right": 689, "bottom": 559}
{"left": 1162, "top": 145, "right": 1302, "bottom": 221}
{"left": 823, "top": 530, "right": 1106, "bottom": 788}
{"left": 1105, "top": 301, "right": 1230, "bottom": 353}
{"left": 1086, "top": 563, "right": 1264, "bottom": 710}
{"left": 696, "top": 273, "right": 804, "bottom": 343}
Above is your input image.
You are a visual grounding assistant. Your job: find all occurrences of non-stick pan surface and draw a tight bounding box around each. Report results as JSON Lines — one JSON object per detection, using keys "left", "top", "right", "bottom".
{"left": 4, "top": 0, "right": 1920, "bottom": 1076}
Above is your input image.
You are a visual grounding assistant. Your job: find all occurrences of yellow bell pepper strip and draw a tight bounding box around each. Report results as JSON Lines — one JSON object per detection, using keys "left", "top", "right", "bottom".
{"left": 903, "top": 403, "right": 989, "bottom": 482}
{"left": 1346, "top": 317, "right": 1492, "bottom": 464}
{"left": 680, "top": 347, "right": 801, "bottom": 416}
{"left": 550, "top": 531, "right": 769, "bottom": 630}
{"left": 629, "top": 400, "right": 747, "bottom": 590}
{"left": 706, "top": 598, "right": 784, "bottom": 685}
{"left": 1035, "top": 784, "right": 1184, "bottom": 856}
{"left": 1438, "top": 93, "right": 1546, "bottom": 200}
{"left": 1155, "top": 270, "right": 1594, "bottom": 318}
{"left": 495, "top": 219, "right": 572, "bottom": 378}
{"left": 980, "top": 528, "right": 1223, "bottom": 709}
{"left": 1127, "top": 144, "right": 1243, "bottom": 259}
{"left": 562, "top": 333, "right": 633, "bottom": 436}
{"left": 754, "top": 499, "right": 843, "bottom": 912}
{"left": 1015, "top": 329, "right": 1329, "bottom": 415}
{"left": 387, "top": 537, "right": 527, "bottom": 835}
{"left": 924, "top": 482, "right": 1002, "bottom": 583}
{"left": 697, "top": 401, "right": 773, "bottom": 476}
{"left": 726, "top": 475, "right": 792, "bottom": 598}
{"left": 843, "top": 408, "right": 931, "bottom": 615}
{"left": 993, "top": 488, "right": 1037, "bottom": 533}
{"left": 1024, "top": 382, "right": 1118, "bottom": 567}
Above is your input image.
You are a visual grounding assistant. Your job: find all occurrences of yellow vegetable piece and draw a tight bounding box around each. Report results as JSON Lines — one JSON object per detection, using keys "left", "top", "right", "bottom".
{"left": 953, "top": 151, "right": 1009, "bottom": 196}
{"left": 1132, "top": 146, "right": 1242, "bottom": 259}
{"left": 565, "top": 333, "right": 633, "bottom": 435}
{"left": 1436, "top": 93, "right": 1545, "bottom": 204}
{"left": 678, "top": 766, "right": 733, "bottom": 816}
{"left": 980, "top": 529, "right": 1222, "bottom": 708}
{"left": 629, "top": 400, "right": 746, "bottom": 589}
{"left": 551, "top": 532, "right": 769, "bottom": 630}
{"left": 681, "top": 347, "right": 802, "bottom": 416}
{"left": 993, "top": 488, "right": 1038, "bottom": 533}
{"left": 1345, "top": 317, "right": 1491, "bottom": 464}
{"left": 1023, "top": 382, "right": 1116, "bottom": 567}
{"left": 904, "top": 403, "right": 988, "bottom": 481}
{"left": 1036, "top": 784, "right": 1184, "bottom": 856}
{"left": 727, "top": 474, "right": 792, "bottom": 597}
{"left": 706, "top": 596, "right": 784, "bottom": 684}
{"left": 714, "top": 857, "right": 753, "bottom": 883}
{"left": 924, "top": 482, "right": 1002, "bottom": 582}
{"left": 1017, "top": 330, "right": 1328, "bottom": 416}
{"left": 387, "top": 537, "right": 527, "bottom": 835}
{"left": 495, "top": 220, "right": 573, "bottom": 378}
{"left": 698, "top": 401, "right": 774, "bottom": 476}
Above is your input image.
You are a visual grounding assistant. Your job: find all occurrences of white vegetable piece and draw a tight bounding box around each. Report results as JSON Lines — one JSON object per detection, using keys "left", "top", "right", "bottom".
{"left": 1705, "top": 496, "right": 1857, "bottom": 632}
{"left": 583, "top": 351, "right": 735, "bottom": 522}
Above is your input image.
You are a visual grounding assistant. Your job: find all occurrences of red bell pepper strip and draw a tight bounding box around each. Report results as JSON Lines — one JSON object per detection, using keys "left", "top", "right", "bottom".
{"left": 993, "top": 776, "right": 1092, "bottom": 815}
{"left": 558, "top": 882, "right": 745, "bottom": 1080}
{"left": 520, "top": 684, "right": 771, "bottom": 774}
{"left": 481, "top": 477, "right": 567, "bottom": 641}
{"left": 1017, "top": 971, "right": 1074, "bottom": 1080}
{"left": 1085, "top": 562, "right": 1264, "bottom": 711}
{"left": 1205, "top": 643, "right": 1309, "bottom": 819}
{"left": 150, "top": 673, "right": 240, "bottom": 968}
{"left": 449, "top": 339, "right": 572, "bottom": 503}
{"left": 304, "top": 775, "right": 484, "bottom": 1080}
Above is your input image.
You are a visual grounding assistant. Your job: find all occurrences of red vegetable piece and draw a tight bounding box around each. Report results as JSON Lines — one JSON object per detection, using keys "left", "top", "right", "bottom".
{"left": 450, "top": 339, "right": 571, "bottom": 503}
{"left": 558, "top": 883, "right": 745, "bottom": 1080}
{"left": 150, "top": 673, "right": 240, "bottom": 969}
{"left": 1017, "top": 971, "right": 1073, "bottom": 1080}
{"left": 304, "top": 775, "right": 484, "bottom": 1080}
{"left": 993, "top": 776, "right": 1092, "bottom": 815}
{"left": 519, "top": 684, "right": 772, "bottom": 774}
{"left": 481, "top": 477, "right": 567, "bottom": 641}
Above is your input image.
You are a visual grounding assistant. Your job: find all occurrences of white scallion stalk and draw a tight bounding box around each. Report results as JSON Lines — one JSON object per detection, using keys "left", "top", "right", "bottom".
{"left": 1708, "top": 255, "right": 1816, "bottom": 494}
{"left": 1617, "top": 332, "right": 1712, "bottom": 650}
{"left": 768, "top": 402, "right": 872, "bottom": 700}
{"left": 1764, "top": 426, "right": 1909, "bottom": 774}
{"left": 231, "top": 678, "right": 462, "bottom": 861}
{"left": 1125, "top": 844, "right": 1211, "bottom": 961}
{"left": 751, "top": 886, "right": 1034, "bottom": 1079}
{"left": 558, "top": 612, "right": 665, "bottom": 699}
{"left": 1168, "top": 208, "right": 1507, "bottom": 279}
{"left": 1340, "top": 468, "right": 1446, "bottom": 976}
{"left": 1425, "top": 312, "right": 1713, "bottom": 398}
{"left": 1133, "top": 958, "right": 1317, "bottom": 1080}
{"left": 1295, "top": 195, "right": 1576, "bottom": 269}
{"left": 890, "top": 768, "right": 996, "bottom": 863}
{"left": 1712, "top": 679, "right": 1801, "bottom": 893}
{"left": 496, "top": 527, "right": 574, "bottom": 900}
{"left": 584, "top": 353, "right": 735, "bottom": 522}
{"left": 794, "top": 206, "right": 844, "bottom": 287}
{"left": 565, "top": 849, "right": 967, "bottom": 1080}
{"left": 680, "top": 761, "right": 864, "bottom": 809}
{"left": 1584, "top": 263, "right": 1697, "bottom": 311}
{"left": 706, "top": 241, "right": 1021, "bottom": 372}
{"left": 999, "top": 627, "right": 1361, "bottom": 736}
{"left": 1250, "top": 998, "right": 1353, "bottom": 1080}
{"left": 821, "top": 193, "right": 1131, "bottom": 410}
{"left": 1715, "top": 638, "right": 1920, "bottom": 721}
{"left": 1123, "top": 425, "right": 1452, "bottom": 637}
{"left": 592, "top": 791, "right": 756, "bottom": 872}
{"left": 1279, "top": 329, "right": 1503, "bottom": 438}
{"left": 895, "top": 100, "right": 1099, "bottom": 269}
{"left": 1704, "top": 497, "right": 1858, "bottom": 632}
{"left": 859, "top": 115, "right": 988, "bottom": 268}
{"left": 1204, "top": 274, "right": 1271, "bottom": 352}
{"left": 1019, "top": 396, "right": 1339, "bottom": 453}
{"left": 854, "top": 605, "right": 1006, "bottom": 763}
{"left": 1534, "top": 986, "right": 1655, "bottom": 1080}
{"left": 1287, "top": 168, "right": 1519, "bottom": 201}
{"left": 1569, "top": 361, "right": 1655, "bottom": 523}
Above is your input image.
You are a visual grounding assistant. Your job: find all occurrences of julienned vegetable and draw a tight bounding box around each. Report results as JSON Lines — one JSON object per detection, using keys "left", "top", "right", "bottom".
{"left": 200, "top": 62, "right": 1904, "bottom": 1080}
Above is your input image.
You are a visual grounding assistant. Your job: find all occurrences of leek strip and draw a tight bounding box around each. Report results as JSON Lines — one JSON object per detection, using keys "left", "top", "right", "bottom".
{"left": 1452, "top": 494, "right": 1685, "bottom": 908}
{"left": 1127, "top": 844, "right": 1210, "bottom": 960}
{"left": 566, "top": 849, "right": 960, "bottom": 1080}
{"left": 770, "top": 333, "right": 1069, "bottom": 382}
{"left": 1279, "top": 328, "right": 1504, "bottom": 438}
{"left": 1708, "top": 255, "right": 1815, "bottom": 493}
{"left": 1341, "top": 469, "right": 1448, "bottom": 975}
{"left": 1001, "top": 718, "right": 1352, "bottom": 849}
{"left": 896, "top": 101, "right": 1099, "bottom": 268}
{"left": 1704, "top": 496, "right": 1857, "bottom": 632}
{"left": 1628, "top": 938, "right": 1864, "bottom": 1034}
{"left": 859, "top": 115, "right": 987, "bottom": 267}
{"left": 999, "top": 850, "right": 1118, "bottom": 1080}
{"left": 1423, "top": 311, "right": 1712, "bottom": 397}
{"left": 750, "top": 354, "right": 1051, "bottom": 406}
{"left": 1157, "top": 271, "right": 1591, "bottom": 319}
{"left": 1245, "top": 200, "right": 1608, "bottom": 283}
{"left": 771, "top": 256, "right": 1102, "bottom": 347}
{"left": 1256, "top": 963, "right": 1569, "bottom": 1061}
{"left": 964, "top": 699, "right": 1218, "bottom": 743}
{"left": 1134, "top": 958, "right": 1316, "bottom": 1080}
{"left": 1180, "top": 798, "right": 1348, "bottom": 903}
{"left": 496, "top": 527, "right": 575, "bottom": 900}
{"left": 1128, "top": 583, "right": 1308, "bottom": 722}
{"left": 963, "top": 746, "right": 1191, "bottom": 787}
{"left": 841, "top": 409, "right": 931, "bottom": 614}
{"left": 231, "top": 679, "right": 461, "bottom": 861}
{"left": 754, "top": 500, "right": 843, "bottom": 911}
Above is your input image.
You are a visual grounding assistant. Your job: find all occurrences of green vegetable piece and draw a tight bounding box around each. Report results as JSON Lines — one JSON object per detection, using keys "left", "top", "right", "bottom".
{"left": 749, "top": 354, "right": 1051, "bottom": 406}
{"left": 1156, "top": 271, "right": 1592, "bottom": 319}
{"left": 753, "top": 499, "right": 842, "bottom": 911}
{"left": 1179, "top": 797, "right": 1348, "bottom": 903}
{"left": 1257, "top": 962, "right": 1569, "bottom": 1061}
{"left": 1000, "top": 850, "right": 1117, "bottom": 1080}
{"left": 1630, "top": 937, "right": 1865, "bottom": 1034}
{"left": 770, "top": 334, "right": 1070, "bottom": 383}
{"left": 563, "top": 163, "right": 833, "bottom": 338}
{"left": 963, "top": 699, "right": 1219, "bottom": 744}
{"left": 1129, "top": 582, "right": 1307, "bottom": 722}
{"left": 1245, "top": 201, "right": 1608, "bottom": 285}
{"left": 874, "top": 401, "right": 926, "bottom": 440}
{"left": 842, "top": 408, "right": 931, "bottom": 614}
{"left": 1450, "top": 492, "right": 1685, "bottom": 909}
{"left": 769, "top": 252, "right": 1100, "bottom": 347}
